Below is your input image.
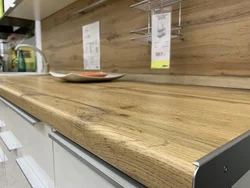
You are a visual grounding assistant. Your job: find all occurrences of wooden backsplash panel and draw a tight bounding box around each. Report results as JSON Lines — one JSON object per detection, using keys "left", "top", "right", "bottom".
{"left": 42, "top": 0, "right": 250, "bottom": 76}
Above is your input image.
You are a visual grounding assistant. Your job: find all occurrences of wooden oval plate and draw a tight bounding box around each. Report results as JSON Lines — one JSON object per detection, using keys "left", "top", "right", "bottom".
{"left": 49, "top": 72, "right": 126, "bottom": 82}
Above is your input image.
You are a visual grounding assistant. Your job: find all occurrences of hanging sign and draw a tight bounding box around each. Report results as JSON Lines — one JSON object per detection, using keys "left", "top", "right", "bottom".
{"left": 151, "top": 12, "right": 172, "bottom": 69}
{"left": 82, "top": 21, "right": 101, "bottom": 70}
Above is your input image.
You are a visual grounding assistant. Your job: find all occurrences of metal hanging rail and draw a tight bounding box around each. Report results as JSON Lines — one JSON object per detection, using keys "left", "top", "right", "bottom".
{"left": 131, "top": 0, "right": 182, "bottom": 12}
{"left": 130, "top": 0, "right": 183, "bottom": 42}
{"left": 72, "top": 0, "right": 107, "bottom": 15}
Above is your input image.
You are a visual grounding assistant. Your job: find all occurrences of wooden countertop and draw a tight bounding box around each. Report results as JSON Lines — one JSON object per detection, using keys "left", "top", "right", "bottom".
{"left": 0, "top": 76, "right": 250, "bottom": 188}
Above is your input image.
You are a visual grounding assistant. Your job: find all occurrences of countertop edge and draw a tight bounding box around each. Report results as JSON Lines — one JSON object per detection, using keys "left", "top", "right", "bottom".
{"left": 0, "top": 85, "right": 195, "bottom": 188}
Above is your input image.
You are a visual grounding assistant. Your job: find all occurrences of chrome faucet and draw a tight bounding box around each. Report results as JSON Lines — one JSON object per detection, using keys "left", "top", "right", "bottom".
{"left": 15, "top": 44, "right": 49, "bottom": 74}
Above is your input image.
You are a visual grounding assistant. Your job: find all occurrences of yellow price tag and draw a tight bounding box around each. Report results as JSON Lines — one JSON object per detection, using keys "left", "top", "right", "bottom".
{"left": 151, "top": 12, "right": 172, "bottom": 70}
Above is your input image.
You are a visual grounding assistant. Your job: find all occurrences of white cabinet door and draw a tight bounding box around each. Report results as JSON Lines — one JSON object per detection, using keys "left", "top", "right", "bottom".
{"left": 54, "top": 142, "right": 117, "bottom": 188}
{"left": 51, "top": 132, "right": 145, "bottom": 188}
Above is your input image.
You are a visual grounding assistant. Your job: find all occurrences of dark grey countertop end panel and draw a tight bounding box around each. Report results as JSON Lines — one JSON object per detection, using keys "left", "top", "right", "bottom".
{"left": 193, "top": 130, "right": 250, "bottom": 188}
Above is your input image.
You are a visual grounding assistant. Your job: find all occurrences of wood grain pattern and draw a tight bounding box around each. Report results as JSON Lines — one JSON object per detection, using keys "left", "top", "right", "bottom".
{"left": 1, "top": 76, "right": 250, "bottom": 187}
{"left": 123, "top": 74, "right": 250, "bottom": 89}
{"left": 42, "top": 0, "right": 250, "bottom": 77}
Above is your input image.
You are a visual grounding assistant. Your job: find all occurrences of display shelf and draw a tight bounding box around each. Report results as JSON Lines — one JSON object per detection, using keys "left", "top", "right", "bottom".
{"left": 130, "top": 0, "right": 183, "bottom": 42}
{"left": 131, "top": 0, "right": 182, "bottom": 12}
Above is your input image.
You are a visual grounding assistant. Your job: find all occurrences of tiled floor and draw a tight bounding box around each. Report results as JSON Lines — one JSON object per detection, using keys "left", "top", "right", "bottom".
{"left": 0, "top": 147, "right": 31, "bottom": 188}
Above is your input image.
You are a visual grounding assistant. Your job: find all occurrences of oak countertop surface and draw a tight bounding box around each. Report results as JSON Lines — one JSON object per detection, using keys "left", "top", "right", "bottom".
{"left": 0, "top": 75, "right": 250, "bottom": 188}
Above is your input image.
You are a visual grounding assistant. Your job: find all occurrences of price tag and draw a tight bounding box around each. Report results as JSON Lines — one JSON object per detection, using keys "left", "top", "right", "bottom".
{"left": 151, "top": 12, "right": 172, "bottom": 69}
{"left": 82, "top": 21, "right": 101, "bottom": 70}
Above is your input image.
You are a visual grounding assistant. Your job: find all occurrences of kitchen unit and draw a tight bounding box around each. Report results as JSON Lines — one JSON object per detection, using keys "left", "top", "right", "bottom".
{"left": 0, "top": 75, "right": 250, "bottom": 188}
{"left": 0, "top": 0, "right": 250, "bottom": 187}
{"left": 0, "top": 90, "right": 144, "bottom": 188}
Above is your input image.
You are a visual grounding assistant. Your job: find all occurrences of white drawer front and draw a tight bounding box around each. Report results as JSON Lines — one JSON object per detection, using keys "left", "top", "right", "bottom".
{"left": 51, "top": 132, "right": 144, "bottom": 188}
{"left": 54, "top": 141, "right": 117, "bottom": 188}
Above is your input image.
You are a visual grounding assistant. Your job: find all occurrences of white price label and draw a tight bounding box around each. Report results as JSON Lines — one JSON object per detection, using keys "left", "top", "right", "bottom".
{"left": 82, "top": 21, "right": 101, "bottom": 70}
{"left": 151, "top": 12, "right": 172, "bottom": 69}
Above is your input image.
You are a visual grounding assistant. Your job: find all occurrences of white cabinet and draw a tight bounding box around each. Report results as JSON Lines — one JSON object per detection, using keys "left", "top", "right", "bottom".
{"left": 0, "top": 98, "right": 31, "bottom": 188}
{"left": 53, "top": 142, "right": 117, "bottom": 188}
{"left": 0, "top": 97, "right": 54, "bottom": 188}
{"left": 50, "top": 132, "right": 145, "bottom": 188}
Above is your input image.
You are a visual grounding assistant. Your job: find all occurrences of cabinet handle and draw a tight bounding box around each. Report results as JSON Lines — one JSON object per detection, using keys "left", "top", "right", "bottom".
{"left": 16, "top": 157, "right": 47, "bottom": 188}
{"left": 0, "top": 131, "right": 23, "bottom": 151}
{"left": 0, "top": 97, "right": 40, "bottom": 125}
{"left": 49, "top": 131, "right": 145, "bottom": 188}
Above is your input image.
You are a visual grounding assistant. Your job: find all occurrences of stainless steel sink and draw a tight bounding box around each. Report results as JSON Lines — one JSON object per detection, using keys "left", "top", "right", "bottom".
{"left": 0, "top": 72, "right": 49, "bottom": 77}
